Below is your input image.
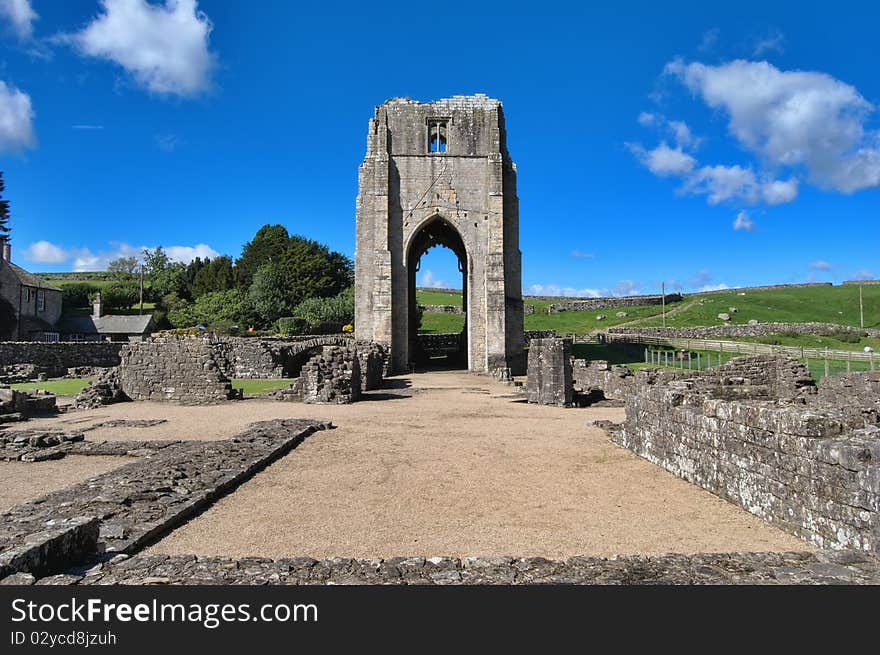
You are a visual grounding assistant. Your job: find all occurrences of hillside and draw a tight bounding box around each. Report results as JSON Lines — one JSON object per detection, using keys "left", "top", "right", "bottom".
{"left": 415, "top": 284, "right": 880, "bottom": 334}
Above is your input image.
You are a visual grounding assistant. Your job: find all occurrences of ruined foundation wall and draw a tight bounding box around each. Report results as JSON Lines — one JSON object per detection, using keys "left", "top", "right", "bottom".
{"left": 613, "top": 368, "right": 880, "bottom": 553}
{"left": 0, "top": 342, "right": 122, "bottom": 373}
{"left": 571, "top": 359, "right": 634, "bottom": 400}
{"left": 118, "top": 336, "right": 233, "bottom": 404}
{"left": 817, "top": 372, "right": 880, "bottom": 408}
{"left": 355, "top": 341, "right": 387, "bottom": 391}
{"left": 301, "top": 346, "right": 362, "bottom": 404}
{"left": 526, "top": 338, "right": 572, "bottom": 406}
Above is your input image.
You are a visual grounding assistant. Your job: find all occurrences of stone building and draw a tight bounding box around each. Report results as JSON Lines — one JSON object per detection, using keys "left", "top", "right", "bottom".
{"left": 354, "top": 95, "right": 525, "bottom": 375}
{"left": 0, "top": 237, "right": 63, "bottom": 340}
{"left": 57, "top": 293, "right": 154, "bottom": 342}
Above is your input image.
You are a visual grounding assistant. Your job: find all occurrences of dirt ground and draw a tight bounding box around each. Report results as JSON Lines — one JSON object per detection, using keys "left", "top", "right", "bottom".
{"left": 63, "top": 370, "right": 813, "bottom": 559}
{"left": 0, "top": 456, "right": 125, "bottom": 512}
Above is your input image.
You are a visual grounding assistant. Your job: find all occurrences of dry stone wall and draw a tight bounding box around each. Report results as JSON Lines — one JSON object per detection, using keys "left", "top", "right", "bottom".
{"left": 612, "top": 363, "right": 880, "bottom": 553}
{"left": 118, "top": 336, "right": 234, "bottom": 404}
{"left": 301, "top": 346, "right": 362, "bottom": 404}
{"left": 817, "top": 372, "right": 880, "bottom": 408}
{"left": 0, "top": 342, "right": 122, "bottom": 377}
{"left": 356, "top": 341, "right": 387, "bottom": 391}
{"left": 547, "top": 293, "right": 682, "bottom": 314}
{"left": 526, "top": 338, "right": 572, "bottom": 406}
{"left": 608, "top": 322, "right": 880, "bottom": 339}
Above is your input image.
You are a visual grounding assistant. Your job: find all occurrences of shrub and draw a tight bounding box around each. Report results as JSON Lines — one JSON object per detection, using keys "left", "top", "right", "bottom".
{"left": 61, "top": 283, "right": 100, "bottom": 309}
{"left": 821, "top": 329, "right": 863, "bottom": 343}
{"left": 291, "top": 287, "right": 354, "bottom": 331}
{"left": 167, "top": 289, "right": 255, "bottom": 328}
{"left": 103, "top": 283, "right": 140, "bottom": 310}
{"left": 276, "top": 317, "right": 308, "bottom": 336}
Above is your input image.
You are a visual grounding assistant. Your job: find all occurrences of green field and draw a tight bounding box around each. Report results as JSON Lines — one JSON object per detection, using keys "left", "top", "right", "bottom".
{"left": 11, "top": 378, "right": 92, "bottom": 396}
{"left": 231, "top": 379, "right": 291, "bottom": 396}
{"left": 416, "top": 285, "right": 880, "bottom": 336}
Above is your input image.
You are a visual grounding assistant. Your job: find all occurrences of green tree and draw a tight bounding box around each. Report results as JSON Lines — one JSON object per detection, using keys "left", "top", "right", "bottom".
{"left": 0, "top": 171, "right": 10, "bottom": 237}
{"left": 235, "top": 224, "right": 290, "bottom": 290}
{"left": 247, "top": 262, "right": 294, "bottom": 326}
{"left": 61, "top": 283, "right": 100, "bottom": 310}
{"left": 103, "top": 283, "right": 140, "bottom": 310}
{"left": 107, "top": 256, "right": 139, "bottom": 282}
{"left": 192, "top": 255, "right": 234, "bottom": 297}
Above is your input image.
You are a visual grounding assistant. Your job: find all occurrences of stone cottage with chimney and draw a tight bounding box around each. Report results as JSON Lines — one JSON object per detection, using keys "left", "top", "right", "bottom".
{"left": 57, "top": 293, "right": 155, "bottom": 342}
{"left": 0, "top": 236, "right": 63, "bottom": 340}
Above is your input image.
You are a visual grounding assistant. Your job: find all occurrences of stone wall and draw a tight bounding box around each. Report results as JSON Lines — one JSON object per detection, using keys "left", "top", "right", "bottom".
{"left": 571, "top": 359, "right": 634, "bottom": 400}
{"left": 608, "top": 322, "right": 880, "bottom": 339}
{"left": 118, "top": 336, "right": 234, "bottom": 404}
{"left": 420, "top": 305, "right": 464, "bottom": 315}
{"left": 613, "top": 362, "right": 880, "bottom": 553}
{"left": 547, "top": 293, "right": 682, "bottom": 314}
{"left": 0, "top": 341, "right": 122, "bottom": 375}
{"left": 844, "top": 279, "right": 880, "bottom": 286}
{"left": 526, "top": 338, "right": 572, "bottom": 406}
{"left": 356, "top": 341, "right": 387, "bottom": 391}
{"left": 691, "top": 282, "right": 833, "bottom": 295}
{"left": 211, "top": 335, "right": 355, "bottom": 379}
{"left": 817, "top": 372, "right": 880, "bottom": 408}
{"left": 301, "top": 346, "right": 362, "bottom": 404}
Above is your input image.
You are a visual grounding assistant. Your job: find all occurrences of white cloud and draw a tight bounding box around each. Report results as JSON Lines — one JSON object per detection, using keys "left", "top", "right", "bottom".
{"left": 0, "top": 80, "right": 35, "bottom": 152}
{"left": 23, "top": 240, "right": 68, "bottom": 264}
{"left": 419, "top": 269, "right": 452, "bottom": 289}
{"left": 697, "top": 283, "right": 730, "bottom": 292}
{"left": 684, "top": 164, "right": 798, "bottom": 205}
{"left": 0, "top": 0, "right": 37, "bottom": 40}
{"left": 155, "top": 133, "right": 181, "bottom": 152}
{"left": 570, "top": 250, "right": 594, "bottom": 259}
{"left": 850, "top": 269, "right": 875, "bottom": 280}
{"left": 164, "top": 243, "right": 219, "bottom": 263}
{"left": 637, "top": 111, "right": 657, "bottom": 126}
{"left": 752, "top": 29, "right": 785, "bottom": 57}
{"left": 526, "top": 280, "right": 641, "bottom": 298}
{"left": 72, "top": 124, "right": 104, "bottom": 130}
{"left": 698, "top": 28, "right": 719, "bottom": 53}
{"left": 21, "top": 240, "right": 220, "bottom": 270}
{"left": 808, "top": 260, "right": 833, "bottom": 271}
{"left": 665, "top": 58, "right": 880, "bottom": 193}
{"left": 668, "top": 120, "right": 699, "bottom": 149}
{"left": 68, "top": 0, "right": 215, "bottom": 97}
{"left": 732, "top": 211, "right": 755, "bottom": 232}
{"left": 628, "top": 141, "right": 696, "bottom": 177}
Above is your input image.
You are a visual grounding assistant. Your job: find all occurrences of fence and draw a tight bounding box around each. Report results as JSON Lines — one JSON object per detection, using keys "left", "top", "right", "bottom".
{"left": 607, "top": 333, "right": 876, "bottom": 380}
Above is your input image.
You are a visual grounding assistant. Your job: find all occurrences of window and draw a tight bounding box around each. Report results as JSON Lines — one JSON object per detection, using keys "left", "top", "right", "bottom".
{"left": 44, "top": 332, "right": 59, "bottom": 343}
{"left": 23, "top": 287, "right": 30, "bottom": 302}
{"left": 427, "top": 119, "right": 448, "bottom": 153}
{"left": 37, "top": 290, "right": 45, "bottom": 312}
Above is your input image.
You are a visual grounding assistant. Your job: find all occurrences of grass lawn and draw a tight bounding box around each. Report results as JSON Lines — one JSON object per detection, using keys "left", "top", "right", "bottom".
{"left": 11, "top": 378, "right": 92, "bottom": 396}
{"left": 231, "top": 379, "right": 291, "bottom": 396}
{"left": 416, "top": 289, "right": 464, "bottom": 306}
{"left": 419, "top": 312, "right": 466, "bottom": 334}
{"left": 729, "top": 333, "right": 880, "bottom": 352}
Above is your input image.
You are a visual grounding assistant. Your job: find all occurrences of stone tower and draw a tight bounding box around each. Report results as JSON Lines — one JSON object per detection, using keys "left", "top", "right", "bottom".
{"left": 354, "top": 94, "right": 524, "bottom": 375}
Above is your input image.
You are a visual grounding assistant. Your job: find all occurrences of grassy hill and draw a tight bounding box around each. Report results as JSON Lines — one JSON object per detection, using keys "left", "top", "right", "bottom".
{"left": 415, "top": 285, "right": 880, "bottom": 334}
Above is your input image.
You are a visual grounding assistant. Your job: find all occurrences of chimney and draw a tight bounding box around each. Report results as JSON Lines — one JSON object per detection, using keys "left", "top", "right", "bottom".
{"left": 92, "top": 292, "right": 103, "bottom": 319}
{"left": 0, "top": 237, "right": 9, "bottom": 262}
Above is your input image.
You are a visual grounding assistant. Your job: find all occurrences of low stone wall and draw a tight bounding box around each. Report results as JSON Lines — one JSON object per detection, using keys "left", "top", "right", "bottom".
{"left": 608, "top": 322, "right": 880, "bottom": 339}
{"left": 613, "top": 364, "right": 880, "bottom": 553}
{"left": 524, "top": 330, "right": 556, "bottom": 342}
{"left": 420, "top": 305, "right": 464, "bottom": 314}
{"left": 547, "top": 294, "right": 682, "bottom": 314}
{"left": 692, "top": 282, "right": 833, "bottom": 295}
{"left": 571, "top": 360, "right": 634, "bottom": 400}
{"left": 301, "top": 346, "right": 362, "bottom": 404}
{"left": 526, "top": 338, "right": 572, "bottom": 406}
{"left": 0, "top": 342, "right": 122, "bottom": 375}
{"left": 817, "top": 372, "right": 880, "bottom": 408}
{"left": 211, "top": 335, "right": 355, "bottom": 379}
{"left": 118, "top": 336, "right": 234, "bottom": 404}
{"left": 57, "top": 550, "right": 880, "bottom": 585}
{"left": 844, "top": 279, "right": 880, "bottom": 286}
{"left": 0, "top": 419, "right": 328, "bottom": 580}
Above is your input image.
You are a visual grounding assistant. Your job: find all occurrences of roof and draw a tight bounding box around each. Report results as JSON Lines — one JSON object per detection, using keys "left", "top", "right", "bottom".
{"left": 7, "top": 262, "right": 62, "bottom": 291}
{"left": 58, "top": 314, "right": 155, "bottom": 335}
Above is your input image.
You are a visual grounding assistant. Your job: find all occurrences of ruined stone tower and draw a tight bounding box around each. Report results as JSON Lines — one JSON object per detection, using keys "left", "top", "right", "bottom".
{"left": 354, "top": 94, "right": 524, "bottom": 374}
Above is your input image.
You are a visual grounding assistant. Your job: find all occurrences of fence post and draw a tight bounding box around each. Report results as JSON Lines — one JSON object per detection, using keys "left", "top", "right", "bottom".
{"left": 824, "top": 347, "right": 829, "bottom": 379}
{"left": 644, "top": 348, "right": 648, "bottom": 364}
{"left": 847, "top": 351, "right": 851, "bottom": 374}
{"left": 697, "top": 352, "right": 701, "bottom": 370}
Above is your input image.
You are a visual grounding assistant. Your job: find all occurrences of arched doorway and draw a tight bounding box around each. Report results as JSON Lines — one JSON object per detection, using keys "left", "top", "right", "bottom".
{"left": 406, "top": 216, "right": 468, "bottom": 368}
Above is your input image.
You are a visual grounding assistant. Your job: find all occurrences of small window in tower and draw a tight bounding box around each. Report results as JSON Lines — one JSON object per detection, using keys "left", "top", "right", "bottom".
{"left": 428, "top": 120, "right": 448, "bottom": 153}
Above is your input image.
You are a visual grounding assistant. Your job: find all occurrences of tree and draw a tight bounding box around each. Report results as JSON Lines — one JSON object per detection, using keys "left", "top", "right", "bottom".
{"left": 142, "top": 247, "right": 186, "bottom": 300}
{"left": 235, "top": 224, "right": 290, "bottom": 289}
{"left": 107, "top": 256, "right": 138, "bottom": 282}
{"left": 102, "top": 283, "right": 139, "bottom": 310}
{"left": 0, "top": 171, "right": 9, "bottom": 237}
{"left": 192, "top": 255, "right": 234, "bottom": 297}
{"left": 291, "top": 287, "right": 354, "bottom": 331}
{"left": 247, "top": 262, "right": 294, "bottom": 326}
{"left": 61, "top": 283, "right": 100, "bottom": 310}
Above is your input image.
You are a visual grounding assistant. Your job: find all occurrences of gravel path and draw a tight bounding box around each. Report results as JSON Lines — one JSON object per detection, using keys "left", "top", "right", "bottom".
{"left": 0, "top": 456, "right": 125, "bottom": 511}
{"left": 130, "top": 371, "right": 813, "bottom": 559}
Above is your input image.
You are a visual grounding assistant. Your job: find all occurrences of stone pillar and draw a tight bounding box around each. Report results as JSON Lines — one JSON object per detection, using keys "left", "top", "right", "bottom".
{"left": 526, "top": 338, "right": 573, "bottom": 407}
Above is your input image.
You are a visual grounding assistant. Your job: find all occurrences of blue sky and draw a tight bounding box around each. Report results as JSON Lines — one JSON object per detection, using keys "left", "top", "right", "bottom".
{"left": 0, "top": 1, "right": 877, "bottom": 296}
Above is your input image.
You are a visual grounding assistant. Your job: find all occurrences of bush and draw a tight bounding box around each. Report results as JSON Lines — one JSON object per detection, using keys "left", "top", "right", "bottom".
{"left": 167, "top": 289, "right": 255, "bottom": 328}
{"left": 276, "top": 317, "right": 308, "bottom": 336}
{"left": 291, "top": 287, "right": 354, "bottom": 331}
{"left": 61, "top": 283, "right": 100, "bottom": 309}
{"left": 103, "top": 283, "right": 140, "bottom": 310}
{"left": 821, "top": 329, "right": 863, "bottom": 343}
